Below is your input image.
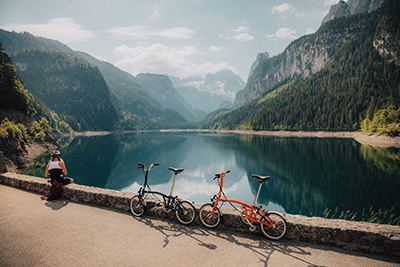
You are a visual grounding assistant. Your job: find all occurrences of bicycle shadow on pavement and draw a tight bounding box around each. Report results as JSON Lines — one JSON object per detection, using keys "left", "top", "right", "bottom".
{"left": 132, "top": 215, "right": 324, "bottom": 267}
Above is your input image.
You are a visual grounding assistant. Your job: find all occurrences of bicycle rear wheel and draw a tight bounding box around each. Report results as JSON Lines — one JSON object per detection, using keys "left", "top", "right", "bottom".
{"left": 199, "top": 203, "right": 221, "bottom": 228}
{"left": 130, "top": 195, "right": 145, "bottom": 217}
{"left": 260, "top": 211, "right": 287, "bottom": 240}
{"left": 175, "top": 200, "right": 196, "bottom": 225}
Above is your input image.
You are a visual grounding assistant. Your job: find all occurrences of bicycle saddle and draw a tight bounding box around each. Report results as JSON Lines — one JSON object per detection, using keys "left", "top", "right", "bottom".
{"left": 169, "top": 167, "right": 184, "bottom": 174}
{"left": 252, "top": 174, "right": 271, "bottom": 183}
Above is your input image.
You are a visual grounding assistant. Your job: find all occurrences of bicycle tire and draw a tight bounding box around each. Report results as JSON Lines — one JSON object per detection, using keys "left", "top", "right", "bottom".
{"left": 130, "top": 195, "right": 145, "bottom": 217}
{"left": 175, "top": 200, "right": 196, "bottom": 225}
{"left": 260, "top": 211, "right": 287, "bottom": 240}
{"left": 199, "top": 203, "right": 221, "bottom": 228}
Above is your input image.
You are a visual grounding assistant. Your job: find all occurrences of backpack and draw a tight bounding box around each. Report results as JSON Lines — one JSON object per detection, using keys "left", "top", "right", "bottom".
{"left": 41, "top": 180, "right": 63, "bottom": 202}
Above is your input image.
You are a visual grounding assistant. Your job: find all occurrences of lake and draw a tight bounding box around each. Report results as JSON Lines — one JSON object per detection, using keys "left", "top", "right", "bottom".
{"left": 26, "top": 131, "right": 400, "bottom": 222}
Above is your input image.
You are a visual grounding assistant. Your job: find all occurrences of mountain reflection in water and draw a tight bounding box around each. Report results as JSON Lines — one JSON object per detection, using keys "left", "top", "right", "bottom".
{"left": 26, "top": 131, "right": 400, "bottom": 220}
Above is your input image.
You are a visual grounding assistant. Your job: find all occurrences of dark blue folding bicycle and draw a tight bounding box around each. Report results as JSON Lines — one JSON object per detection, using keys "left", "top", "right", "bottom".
{"left": 129, "top": 163, "right": 196, "bottom": 225}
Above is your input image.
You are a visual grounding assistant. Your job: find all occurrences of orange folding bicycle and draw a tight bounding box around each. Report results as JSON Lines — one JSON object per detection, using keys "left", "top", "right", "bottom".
{"left": 198, "top": 170, "right": 287, "bottom": 240}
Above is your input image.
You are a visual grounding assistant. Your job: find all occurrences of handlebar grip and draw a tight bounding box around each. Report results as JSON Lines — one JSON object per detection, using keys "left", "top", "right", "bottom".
{"left": 226, "top": 170, "right": 230, "bottom": 173}
{"left": 138, "top": 163, "right": 145, "bottom": 169}
{"left": 154, "top": 163, "right": 159, "bottom": 166}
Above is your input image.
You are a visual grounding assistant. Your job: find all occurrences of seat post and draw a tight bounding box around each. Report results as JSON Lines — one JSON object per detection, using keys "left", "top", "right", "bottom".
{"left": 170, "top": 172, "right": 178, "bottom": 196}
{"left": 252, "top": 180, "right": 264, "bottom": 206}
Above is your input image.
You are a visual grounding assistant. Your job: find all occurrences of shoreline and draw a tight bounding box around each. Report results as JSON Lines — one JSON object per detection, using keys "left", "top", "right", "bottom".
{"left": 52, "top": 129, "right": 400, "bottom": 148}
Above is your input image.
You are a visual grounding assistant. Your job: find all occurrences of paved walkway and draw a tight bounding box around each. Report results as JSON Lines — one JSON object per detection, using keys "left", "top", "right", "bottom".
{"left": 1, "top": 184, "right": 399, "bottom": 267}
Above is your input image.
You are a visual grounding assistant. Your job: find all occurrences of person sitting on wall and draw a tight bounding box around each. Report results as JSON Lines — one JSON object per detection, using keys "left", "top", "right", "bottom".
{"left": 45, "top": 150, "right": 74, "bottom": 185}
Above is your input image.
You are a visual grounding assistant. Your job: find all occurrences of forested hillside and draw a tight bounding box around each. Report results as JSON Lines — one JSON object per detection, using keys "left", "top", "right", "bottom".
{"left": 0, "top": 30, "right": 190, "bottom": 131}
{"left": 0, "top": 44, "right": 35, "bottom": 123}
{"left": 201, "top": 1, "right": 400, "bottom": 133}
{"left": 75, "top": 51, "right": 189, "bottom": 130}
{"left": 0, "top": 44, "right": 59, "bottom": 170}
{"left": 10, "top": 48, "right": 121, "bottom": 131}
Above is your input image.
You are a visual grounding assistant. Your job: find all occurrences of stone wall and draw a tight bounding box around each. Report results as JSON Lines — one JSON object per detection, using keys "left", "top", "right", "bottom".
{"left": 1, "top": 172, "right": 399, "bottom": 256}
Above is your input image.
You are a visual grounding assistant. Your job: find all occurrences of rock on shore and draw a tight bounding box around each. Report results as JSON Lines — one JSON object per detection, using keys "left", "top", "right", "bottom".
{"left": 0, "top": 137, "right": 59, "bottom": 172}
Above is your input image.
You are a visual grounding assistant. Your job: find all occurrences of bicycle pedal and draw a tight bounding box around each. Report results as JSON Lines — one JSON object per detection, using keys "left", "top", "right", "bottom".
{"left": 249, "top": 226, "right": 256, "bottom": 232}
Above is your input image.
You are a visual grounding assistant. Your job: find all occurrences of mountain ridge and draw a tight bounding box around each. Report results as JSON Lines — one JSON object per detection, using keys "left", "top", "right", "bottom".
{"left": 201, "top": 0, "right": 400, "bottom": 133}
{"left": 170, "top": 70, "right": 245, "bottom": 113}
{"left": 10, "top": 48, "right": 121, "bottom": 131}
{"left": 321, "top": 0, "right": 391, "bottom": 26}
{"left": 233, "top": 0, "right": 394, "bottom": 108}
{"left": 0, "top": 29, "right": 189, "bottom": 130}
{"left": 135, "top": 73, "right": 206, "bottom": 121}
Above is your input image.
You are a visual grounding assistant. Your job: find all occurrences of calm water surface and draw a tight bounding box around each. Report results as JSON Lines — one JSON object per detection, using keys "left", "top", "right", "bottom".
{"left": 27, "top": 132, "right": 400, "bottom": 220}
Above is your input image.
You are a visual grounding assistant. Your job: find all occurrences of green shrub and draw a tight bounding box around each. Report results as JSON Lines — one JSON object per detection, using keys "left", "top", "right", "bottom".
{"left": 0, "top": 118, "right": 22, "bottom": 148}
{"left": 361, "top": 105, "right": 400, "bottom": 136}
{"left": 0, "top": 117, "right": 50, "bottom": 147}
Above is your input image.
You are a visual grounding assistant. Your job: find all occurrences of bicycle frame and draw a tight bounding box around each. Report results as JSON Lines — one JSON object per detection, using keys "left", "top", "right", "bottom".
{"left": 137, "top": 163, "right": 187, "bottom": 214}
{"left": 209, "top": 171, "right": 275, "bottom": 227}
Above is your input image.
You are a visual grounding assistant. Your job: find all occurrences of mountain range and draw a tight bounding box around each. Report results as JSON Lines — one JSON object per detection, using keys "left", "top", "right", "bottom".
{"left": 321, "top": 0, "right": 390, "bottom": 26}
{"left": 169, "top": 70, "right": 245, "bottom": 113}
{"left": 201, "top": 0, "right": 399, "bottom": 131}
{"left": 1, "top": 0, "right": 399, "bottom": 134}
{"left": 0, "top": 29, "right": 244, "bottom": 128}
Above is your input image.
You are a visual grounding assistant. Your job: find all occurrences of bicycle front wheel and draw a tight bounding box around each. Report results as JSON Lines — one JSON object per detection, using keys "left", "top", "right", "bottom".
{"left": 260, "top": 212, "right": 287, "bottom": 240}
{"left": 199, "top": 203, "right": 221, "bottom": 228}
{"left": 175, "top": 200, "right": 196, "bottom": 225}
{"left": 130, "top": 195, "right": 145, "bottom": 217}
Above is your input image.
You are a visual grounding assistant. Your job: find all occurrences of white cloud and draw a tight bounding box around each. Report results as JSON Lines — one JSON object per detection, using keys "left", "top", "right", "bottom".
{"left": 221, "top": 26, "right": 254, "bottom": 42}
{"left": 325, "top": 0, "right": 338, "bottom": 6}
{"left": 231, "top": 33, "right": 254, "bottom": 41}
{"left": 306, "top": 28, "right": 315, "bottom": 34}
{"left": 267, "top": 27, "right": 297, "bottom": 40}
{"left": 156, "top": 27, "right": 195, "bottom": 39}
{"left": 209, "top": 46, "right": 222, "bottom": 52}
{"left": 272, "top": 3, "right": 294, "bottom": 14}
{"left": 151, "top": 10, "right": 159, "bottom": 19}
{"left": 105, "top": 26, "right": 195, "bottom": 39}
{"left": 231, "top": 26, "right": 250, "bottom": 33}
{"left": 1, "top": 17, "right": 96, "bottom": 44}
{"left": 223, "top": 33, "right": 254, "bottom": 41}
{"left": 113, "top": 44, "right": 236, "bottom": 78}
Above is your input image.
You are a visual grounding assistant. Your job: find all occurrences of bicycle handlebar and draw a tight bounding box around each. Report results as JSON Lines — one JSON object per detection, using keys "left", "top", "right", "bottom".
{"left": 137, "top": 163, "right": 159, "bottom": 171}
{"left": 214, "top": 170, "right": 230, "bottom": 179}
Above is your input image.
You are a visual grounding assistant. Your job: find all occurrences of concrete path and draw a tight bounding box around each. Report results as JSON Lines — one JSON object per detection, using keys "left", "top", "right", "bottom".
{"left": 1, "top": 185, "right": 399, "bottom": 267}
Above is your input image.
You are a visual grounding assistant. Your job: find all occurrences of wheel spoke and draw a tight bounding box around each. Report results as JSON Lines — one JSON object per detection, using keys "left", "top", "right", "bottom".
{"left": 175, "top": 200, "right": 196, "bottom": 225}
{"left": 260, "top": 212, "right": 287, "bottom": 240}
{"left": 199, "top": 203, "right": 221, "bottom": 228}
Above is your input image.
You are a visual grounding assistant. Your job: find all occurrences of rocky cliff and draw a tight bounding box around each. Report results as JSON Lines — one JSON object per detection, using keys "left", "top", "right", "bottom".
{"left": 233, "top": 31, "right": 349, "bottom": 107}
{"left": 233, "top": 0, "right": 394, "bottom": 108}
{"left": 321, "top": 0, "right": 391, "bottom": 26}
{"left": 372, "top": 0, "right": 400, "bottom": 65}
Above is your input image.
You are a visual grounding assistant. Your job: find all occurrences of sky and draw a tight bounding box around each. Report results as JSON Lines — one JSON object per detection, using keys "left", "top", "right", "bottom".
{"left": 0, "top": 0, "right": 339, "bottom": 81}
